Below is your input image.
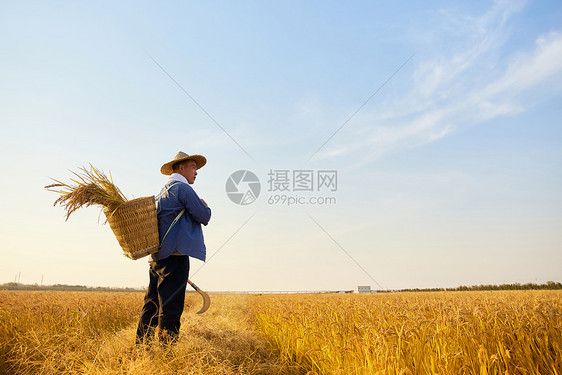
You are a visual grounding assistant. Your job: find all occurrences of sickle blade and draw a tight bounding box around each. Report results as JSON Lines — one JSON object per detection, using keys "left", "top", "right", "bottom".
{"left": 195, "top": 289, "right": 211, "bottom": 314}
{"left": 187, "top": 279, "right": 211, "bottom": 314}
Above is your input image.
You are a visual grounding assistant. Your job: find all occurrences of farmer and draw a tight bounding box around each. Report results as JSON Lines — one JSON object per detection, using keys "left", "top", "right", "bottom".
{"left": 136, "top": 151, "right": 211, "bottom": 345}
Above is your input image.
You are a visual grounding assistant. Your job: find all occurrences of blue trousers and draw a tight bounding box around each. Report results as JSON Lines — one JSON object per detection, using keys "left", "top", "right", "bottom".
{"left": 136, "top": 255, "right": 189, "bottom": 344}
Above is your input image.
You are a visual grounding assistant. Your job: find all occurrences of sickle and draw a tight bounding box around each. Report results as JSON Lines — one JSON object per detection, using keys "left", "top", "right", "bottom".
{"left": 187, "top": 279, "right": 211, "bottom": 314}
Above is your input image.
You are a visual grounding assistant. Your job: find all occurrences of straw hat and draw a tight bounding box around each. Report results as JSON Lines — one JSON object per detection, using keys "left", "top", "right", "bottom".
{"left": 160, "top": 151, "right": 207, "bottom": 175}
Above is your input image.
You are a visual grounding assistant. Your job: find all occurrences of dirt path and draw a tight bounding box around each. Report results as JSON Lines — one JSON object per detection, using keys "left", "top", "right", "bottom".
{"left": 80, "top": 294, "right": 294, "bottom": 375}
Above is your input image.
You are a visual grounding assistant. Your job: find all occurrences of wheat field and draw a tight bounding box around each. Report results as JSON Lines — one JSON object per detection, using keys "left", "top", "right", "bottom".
{"left": 0, "top": 290, "right": 560, "bottom": 374}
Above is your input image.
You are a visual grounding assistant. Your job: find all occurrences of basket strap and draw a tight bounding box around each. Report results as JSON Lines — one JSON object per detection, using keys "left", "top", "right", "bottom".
{"left": 161, "top": 209, "right": 185, "bottom": 243}
{"left": 157, "top": 182, "right": 186, "bottom": 244}
{"left": 155, "top": 182, "right": 180, "bottom": 201}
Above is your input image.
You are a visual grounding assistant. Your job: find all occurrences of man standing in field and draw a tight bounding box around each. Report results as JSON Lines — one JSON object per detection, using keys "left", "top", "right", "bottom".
{"left": 136, "top": 151, "right": 211, "bottom": 345}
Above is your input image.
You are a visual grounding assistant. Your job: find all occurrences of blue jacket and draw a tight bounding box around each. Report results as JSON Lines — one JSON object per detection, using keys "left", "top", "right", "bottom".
{"left": 152, "top": 181, "right": 211, "bottom": 261}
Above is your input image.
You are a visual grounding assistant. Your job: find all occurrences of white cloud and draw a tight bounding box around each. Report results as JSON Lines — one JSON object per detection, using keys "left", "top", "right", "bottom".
{"left": 480, "top": 31, "right": 562, "bottom": 98}
{"left": 313, "top": 1, "right": 562, "bottom": 164}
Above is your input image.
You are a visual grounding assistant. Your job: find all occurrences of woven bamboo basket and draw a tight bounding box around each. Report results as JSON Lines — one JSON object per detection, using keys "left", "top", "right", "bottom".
{"left": 103, "top": 196, "right": 160, "bottom": 260}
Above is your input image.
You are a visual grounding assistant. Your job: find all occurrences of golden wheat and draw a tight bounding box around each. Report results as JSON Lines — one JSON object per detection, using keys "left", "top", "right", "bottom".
{"left": 1, "top": 290, "right": 560, "bottom": 374}
{"left": 0, "top": 291, "right": 141, "bottom": 374}
{"left": 253, "top": 291, "right": 562, "bottom": 374}
{"left": 0, "top": 292, "right": 286, "bottom": 374}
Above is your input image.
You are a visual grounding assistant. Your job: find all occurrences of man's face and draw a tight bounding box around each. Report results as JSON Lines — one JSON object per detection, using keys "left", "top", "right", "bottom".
{"left": 179, "top": 160, "right": 198, "bottom": 184}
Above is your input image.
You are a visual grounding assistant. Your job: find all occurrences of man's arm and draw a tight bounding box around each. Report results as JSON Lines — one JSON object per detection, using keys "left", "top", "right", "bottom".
{"left": 179, "top": 185, "right": 211, "bottom": 225}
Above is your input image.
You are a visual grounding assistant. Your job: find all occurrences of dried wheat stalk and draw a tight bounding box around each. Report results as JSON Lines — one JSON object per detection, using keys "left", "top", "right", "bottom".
{"left": 45, "top": 165, "right": 127, "bottom": 221}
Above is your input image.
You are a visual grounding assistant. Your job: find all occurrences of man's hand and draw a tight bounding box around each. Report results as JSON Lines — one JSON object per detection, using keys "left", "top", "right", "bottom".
{"left": 200, "top": 199, "right": 208, "bottom": 207}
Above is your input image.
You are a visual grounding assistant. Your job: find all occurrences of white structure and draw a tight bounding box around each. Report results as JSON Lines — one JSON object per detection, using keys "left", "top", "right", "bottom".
{"left": 355, "top": 285, "right": 371, "bottom": 293}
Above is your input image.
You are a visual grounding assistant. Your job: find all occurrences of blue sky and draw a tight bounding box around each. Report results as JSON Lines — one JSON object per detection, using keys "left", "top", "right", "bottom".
{"left": 1, "top": 1, "right": 561, "bottom": 291}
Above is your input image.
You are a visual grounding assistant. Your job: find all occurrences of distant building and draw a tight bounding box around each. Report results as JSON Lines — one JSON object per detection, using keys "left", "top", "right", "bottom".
{"left": 355, "top": 285, "right": 371, "bottom": 293}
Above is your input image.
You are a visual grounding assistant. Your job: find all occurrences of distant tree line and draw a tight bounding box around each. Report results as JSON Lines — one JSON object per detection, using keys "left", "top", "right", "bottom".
{"left": 1, "top": 281, "right": 561, "bottom": 293}
{"left": 0, "top": 282, "right": 144, "bottom": 293}
{"left": 397, "top": 281, "right": 562, "bottom": 293}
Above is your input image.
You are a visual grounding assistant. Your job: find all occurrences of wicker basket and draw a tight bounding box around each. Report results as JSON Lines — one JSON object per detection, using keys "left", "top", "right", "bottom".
{"left": 103, "top": 196, "right": 160, "bottom": 260}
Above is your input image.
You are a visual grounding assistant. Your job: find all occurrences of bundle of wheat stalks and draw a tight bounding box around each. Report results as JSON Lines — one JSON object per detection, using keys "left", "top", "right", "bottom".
{"left": 45, "top": 165, "right": 127, "bottom": 221}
